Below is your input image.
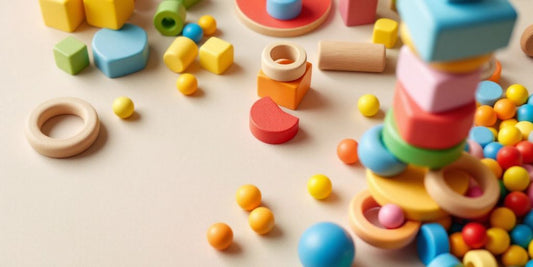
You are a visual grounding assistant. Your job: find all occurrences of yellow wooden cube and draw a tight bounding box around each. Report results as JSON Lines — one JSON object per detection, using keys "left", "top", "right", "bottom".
{"left": 39, "top": 0, "right": 85, "bottom": 32}
{"left": 199, "top": 37, "right": 234, "bottom": 75}
{"left": 83, "top": 0, "right": 134, "bottom": 30}
{"left": 372, "top": 18, "right": 399, "bottom": 49}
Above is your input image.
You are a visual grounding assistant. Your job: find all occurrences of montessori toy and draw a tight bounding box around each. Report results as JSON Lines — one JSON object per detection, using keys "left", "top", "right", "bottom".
{"left": 372, "top": 18, "right": 398, "bottom": 49}
{"left": 236, "top": 184, "right": 262, "bottom": 211}
{"left": 248, "top": 207, "right": 275, "bottom": 234}
{"left": 54, "top": 36, "right": 90, "bottom": 75}
{"left": 298, "top": 222, "right": 355, "bottom": 267}
{"left": 39, "top": 0, "right": 85, "bottom": 32}
{"left": 112, "top": 96, "right": 135, "bottom": 119}
{"left": 249, "top": 97, "right": 299, "bottom": 144}
{"left": 339, "top": 0, "right": 377, "bottom": 27}
{"left": 164, "top": 36, "right": 198, "bottom": 73}
{"left": 357, "top": 94, "right": 380, "bottom": 117}
{"left": 176, "top": 73, "right": 198, "bottom": 96}
{"left": 84, "top": 0, "right": 134, "bottom": 30}
{"left": 307, "top": 174, "right": 332, "bottom": 200}
{"left": 199, "top": 37, "right": 234, "bottom": 75}
{"left": 317, "top": 41, "right": 386, "bottom": 73}
{"left": 153, "top": 0, "right": 187, "bottom": 36}
{"left": 336, "top": 139, "right": 359, "bottom": 165}
{"left": 206, "top": 223, "right": 233, "bottom": 250}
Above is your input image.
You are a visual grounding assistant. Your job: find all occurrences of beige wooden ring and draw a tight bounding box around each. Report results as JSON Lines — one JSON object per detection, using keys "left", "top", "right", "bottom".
{"left": 25, "top": 97, "right": 100, "bottom": 158}
{"left": 425, "top": 152, "right": 499, "bottom": 219}
{"left": 261, "top": 42, "right": 307, "bottom": 82}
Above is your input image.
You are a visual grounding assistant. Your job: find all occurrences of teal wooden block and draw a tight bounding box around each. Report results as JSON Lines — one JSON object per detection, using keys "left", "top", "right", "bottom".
{"left": 53, "top": 36, "right": 89, "bottom": 75}
{"left": 397, "top": 0, "right": 517, "bottom": 62}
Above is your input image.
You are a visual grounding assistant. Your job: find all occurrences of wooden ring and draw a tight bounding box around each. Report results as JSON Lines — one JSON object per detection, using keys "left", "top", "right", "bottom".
{"left": 25, "top": 97, "right": 100, "bottom": 158}
{"left": 348, "top": 190, "right": 421, "bottom": 249}
{"left": 261, "top": 42, "right": 307, "bottom": 81}
{"left": 425, "top": 152, "right": 500, "bottom": 219}
{"left": 463, "top": 250, "right": 498, "bottom": 266}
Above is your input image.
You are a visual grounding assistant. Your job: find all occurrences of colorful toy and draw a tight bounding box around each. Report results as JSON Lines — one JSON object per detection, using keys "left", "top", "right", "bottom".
{"left": 357, "top": 125, "right": 407, "bottom": 177}
{"left": 487, "top": 60, "right": 502, "bottom": 83}
{"left": 307, "top": 174, "right": 332, "bottom": 200}
{"left": 503, "top": 166, "right": 530, "bottom": 191}
{"left": 93, "top": 24, "right": 149, "bottom": 78}
{"left": 378, "top": 204, "right": 405, "bottom": 229}
{"left": 337, "top": 139, "right": 359, "bottom": 165}
{"left": 339, "top": 0, "right": 378, "bottom": 26}
{"left": 500, "top": 119, "right": 518, "bottom": 130}
{"left": 248, "top": 207, "right": 275, "bottom": 234}
{"left": 476, "top": 81, "right": 503, "bottom": 106}
{"left": 112, "top": 96, "right": 135, "bottom": 119}
{"left": 524, "top": 211, "right": 533, "bottom": 230}
{"left": 176, "top": 73, "right": 198, "bottom": 96}
{"left": 236, "top": 184, "right": 262, "bottom": 211}
{"left": 461, "top": 223, "right": 487, "bottom": 249}
{"left": 199, "top": 37, "right": 234, "bottom": 75}
{"left": 485, "top": 227, "right": 510, "bottom": 255}
{"left": 83, "top": 0, "right": 134, "bottom": 29}
{"left": 511, "top": 224, "right": 533, "bottom": 248}
{"left": 504, "top": 191, "right": 531, "bottom": 216}
{"left": 206, "top": 223, "right": 233, "bottom": 250}
{"left": 372, "top": 19, "right": 398, "bottom": 49}
{"left": 497, "top": 146, "right": 523, "bottom": 170}
{"left": 469, "top": 127, "right": 495, "bottom": 148}
{"left": 515, "top": 121, "right": 533, "bottom": 140}
{"left": 317, "top": 41, "right": 386, "bottom": 73}
{"left": 463, "top": 250, "right": 498, "bottom": 267}
{"left": 164, "top": 36, "right": 198, "bottom": 73}
{"left": 153, "top": 0, "right": 186, "bottom": 36}
{"left": 198, "top": 15, "right": 216, "bottom": 35}
{"left": 178, "top": 0, "right": 202, "bottom": 9}
{"left": 182, "top": 23, "right": 203, "bottom": 43}
{"left": 266, "top": 0, "right": 302, "bottom": 20}
{"left": 358, "top": 94, "right": 380, "bottom": 117}
{"left": 516, "top": 141, "right": 533, "bottom": 163}
{"left": 502, "top": 245, "right": 529, "bottom": 266}
{"left": 474, "top": 105, "right": 498, "bottom": 127}
{"left": 249, "top": 97, "right": 299, "bottom": 144}
{"left": 53, "top": 36, "right": 89, "bottom": 75}
{"left": 507, "top": 84, "right": 529, "bottom": 106}
{"left": 25, "top": 97, "right": 100, "bottom": 158}
{"left": 427, "top": 253, "right": 461, "bottom": 267}
{"left": 498, "top": 126, "right": 522, "bottom": 146}
{"left": 518, "top": 104, "right": 533, "bottom": 122}
{"left": 39, "top": 0, "right": 85, "bottom": 32}
{"left": 298, "top": 222, "right": 355, "bottom": 267}
{"left": 493, "top": 98, "right": 517, "bottom": 120}
{"left": 449, "top": 232, "right": 470, "bottom": 258}
{"left": 483, "top": 142, "right": 503, "bottom": 159}
{"left": 467, "top": 139, "right": 484, "bottom": 159}
{"left": 490, "top": 207, "right": 516, "bottom": 231}
{"left": 416, "top": 223, "right": 449, "bottom": 265}
{"left": 261, "top": 42, "right": 307, "bottom": 82}
{"left": 522, "top": 24, "right": 533, "bottom": 57}
{"left": 481, "top": 158, "right": 503, "bottom": 178}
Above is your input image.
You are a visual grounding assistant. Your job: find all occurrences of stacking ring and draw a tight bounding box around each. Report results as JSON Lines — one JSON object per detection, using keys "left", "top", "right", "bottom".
{"left": 261, "top": 41, "right": 307, "bottom": 82}
{"left": 25, "top": 97, "right": 100, "bottom": 158}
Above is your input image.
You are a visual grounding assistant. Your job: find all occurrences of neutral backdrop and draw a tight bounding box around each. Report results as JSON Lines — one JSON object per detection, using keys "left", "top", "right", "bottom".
{"left": 1, "top": 0, "right": 532, "bottom": 266}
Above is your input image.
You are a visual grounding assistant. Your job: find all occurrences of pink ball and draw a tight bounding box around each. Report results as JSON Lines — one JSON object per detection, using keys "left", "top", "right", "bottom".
{"left": 466, "top": 186, "right": 483, "bottom": 198}
{"left": 467, "top": 139, "right": 484, "bottom": 159}
{"left": 378, "top": 204, "right": 405, "bottom": 229}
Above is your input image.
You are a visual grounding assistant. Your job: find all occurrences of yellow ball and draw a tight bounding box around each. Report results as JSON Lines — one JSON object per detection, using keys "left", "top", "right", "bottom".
{"left": 248, "top": 207, "right": 275, "bottom": 234}
{"left": 487, "top": 127, "right": 498, "bottom": 138}
{"left": 358, "top": 94, "right": 380, "bottom": 117}
{"left": 236, "top": 184, "right": 262, "bottom": 211}
{"left": 506, "top": 84, "right": 529, "bottom": 105}
{"left": 499, "top": 119, "right": 518, "bottom": 130}
{"left": 490, "top": 207, "right": 516, "bottom": 231}
{"left": 485, "top": 227, "right": 510, "bottom": 255}
{"left": 176, "top": 73, "right": 198, "bottom": 95}
{"left": 502, "top": 245, "right": 529, "bottom": 266}
{"left": 515, "top": 121, "right": 533, "bottom": 140}
{"left": 449, "top": 232, "right": 470, "bottom": 258}
{"left": 198, "top": 15, "right": 217, "bottom": 35}
{"left": 498, "top": 126, "right": 523, "bottom": 146}
{"left": 529, "top": 239, "right": 533, "bottom": 258}
{"left": 481, "top": 158, "right": 503, "bottom": 178}
{"left": 307, "top": 174, "right": 332, "bottom": 200}
{"left": 112, "top": 96, "right": 135, "bottom": 119}
{"left": 503, "top": 166, "right": 530, "bottom": 191}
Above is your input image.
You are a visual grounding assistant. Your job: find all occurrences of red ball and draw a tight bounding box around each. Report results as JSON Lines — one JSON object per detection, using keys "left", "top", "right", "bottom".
{"left": 516, "top": 141, "right": 533, "bottom": 164}
{"left": 504, "top": 191, "right": 531, "bottom": 217}
{"left": 497, "top": 146, "right": 523, "bottom": 169}
{"left": 461, "top": 222, "right": 487, "bottom": 248}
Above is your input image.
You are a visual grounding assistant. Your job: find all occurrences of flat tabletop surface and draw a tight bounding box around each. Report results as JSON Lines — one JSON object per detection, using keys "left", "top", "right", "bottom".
{"left": 1, "top": 0, "right": 532, "bottom": 266}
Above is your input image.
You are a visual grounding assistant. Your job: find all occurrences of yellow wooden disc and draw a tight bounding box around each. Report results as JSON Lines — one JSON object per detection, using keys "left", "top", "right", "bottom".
{"left": 366, "top": 165, "right": 470, "bottom": 221}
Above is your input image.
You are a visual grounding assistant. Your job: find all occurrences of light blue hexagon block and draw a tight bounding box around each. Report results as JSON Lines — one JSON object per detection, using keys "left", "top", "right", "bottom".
{"left": 397, "top": 0, "right": 517, "bottom": 62}
{"left": 92, "top": 23, "right": 150, "bottom": 78}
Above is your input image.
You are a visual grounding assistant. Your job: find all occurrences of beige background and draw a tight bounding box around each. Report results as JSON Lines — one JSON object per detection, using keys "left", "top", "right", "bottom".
{"left": 1, "top": 0, "right": 532, "bottom": 266}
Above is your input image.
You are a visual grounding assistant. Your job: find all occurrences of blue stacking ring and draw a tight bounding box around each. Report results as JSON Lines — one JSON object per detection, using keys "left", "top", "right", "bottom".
{"left": 358, "top": 125, "right": 407, "bottom": 177}
{"left": 417, "top": 223, "right": 450, "bottom": 265}
{"left": 266, "top": 0, "right": 303, "bottom": 20}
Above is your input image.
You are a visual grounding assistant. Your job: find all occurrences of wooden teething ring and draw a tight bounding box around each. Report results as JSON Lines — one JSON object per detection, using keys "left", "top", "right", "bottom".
{"left": 261, "top": 42, "right": 307, "bottom": 82}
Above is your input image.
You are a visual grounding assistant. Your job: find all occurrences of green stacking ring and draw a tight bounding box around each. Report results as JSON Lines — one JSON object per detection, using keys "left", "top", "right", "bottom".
{"left": 383, "top": 110, "right": 466, "bottom": 169}
{"left": 153, "top": 0, "right": 187, "bottom": 36}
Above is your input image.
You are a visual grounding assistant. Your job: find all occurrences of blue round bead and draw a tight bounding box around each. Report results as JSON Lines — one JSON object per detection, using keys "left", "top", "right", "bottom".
{"left": 528, "top": 95, "right": 533, "bottom": 105}
{"left": 427, "top": 253, "right": 461, "bottom": 267}
{"left": 182, "top": 23, "right": 203, "bottom": 43}
{"left": 523, "top": 211, "right": 533, "bottom": 230}
{"left": 357, "top": 125, "right": 407, "bottom": 177}
{"left": 267, "top": 0, "right": 302, "bottom": 20}
{"left": 476, "top": 80, "right": 503, "bottom": 106}
{"left": 483, "top": 141, "right": 503, "bottom": 159}
{"left": 510, "top": 224, "right": 533, "bottom": 248}
{"left": 298, "top": 222, "right": 355, "bottom": 267}
{"left": 526, "top": 259, "right": 533, "bottom": 267}
{"left": 417, "top": 223, "right": 450, "bottom": 265}
{"left": 469, "top": 126, "right": 495, "bottom": 148}
{"left": 517, "top": 104, "right": 533, "bottom": 122}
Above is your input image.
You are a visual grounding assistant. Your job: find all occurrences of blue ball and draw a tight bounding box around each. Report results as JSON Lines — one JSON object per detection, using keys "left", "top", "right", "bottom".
{"left": 298, "top": 222, "right": 355, "bottom": 267}
{"left": 524, "top": 210, "right": 533, "bottom": 230}
{"left": 182, "top": 23, "right": 203, "bottom": 43}
{"left": 483, "top": 141, "right": 503, "bottom": 159}
{"left": 469, "top": 126, "right": 494, "bottom": 148}
{"left": 510, "top": 224, "right": 533, "bottom": 248}
{"left": 528, "top": 95, "right": 533, "bottom": 105}
{"left": 517, "top": 104, "right": 533, "bottom": 122}
{"left": 476, "top": 80, "right": 502, "bottom": 106}
{"left": 526, "top": 259, "right": 533, "bottom": 267}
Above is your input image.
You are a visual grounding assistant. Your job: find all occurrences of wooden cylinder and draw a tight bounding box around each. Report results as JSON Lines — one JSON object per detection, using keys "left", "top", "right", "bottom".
{"left": 318, "top": 41, "right": 386, "bottom": 72}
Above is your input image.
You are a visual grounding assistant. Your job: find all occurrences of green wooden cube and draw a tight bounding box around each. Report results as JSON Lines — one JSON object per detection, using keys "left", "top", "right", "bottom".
{"left": 53, "top": 36, "right": 89, "bottom": 75}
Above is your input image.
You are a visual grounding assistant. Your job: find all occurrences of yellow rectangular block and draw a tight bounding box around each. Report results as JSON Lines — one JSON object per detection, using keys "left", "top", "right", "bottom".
{"left": 39, "top": 0, "right": 85, "bottom": 32}
{"left": 372, "top": 18, "right": 399, "bottom": 49}
{"left": 199, "top": 37, "right": 234, "bottom": 75}
{"left": 83, "top": 0, "right": 134, "bottom": 30}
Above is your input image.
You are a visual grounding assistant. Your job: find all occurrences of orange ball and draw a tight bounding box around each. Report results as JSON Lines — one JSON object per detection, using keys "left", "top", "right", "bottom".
{"left": 207, "top": 223, "right": 233, "bottom": 250}
{"left": 337, "top": 139, "right": 359, "bottom": 164}
{"left": 493, "top": 98, "right": 517, "bottom": 120}
{"left": 475, "top": 105, "right": 498, "bottom": 127}
{"left": 449, "top": 232, "right": 471, "bottom": 257}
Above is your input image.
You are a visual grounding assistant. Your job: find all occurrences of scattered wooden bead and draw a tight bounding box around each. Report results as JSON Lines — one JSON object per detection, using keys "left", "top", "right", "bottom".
{"left": 249, "top": 207, "right": 275, "bottom": 234}
{"left": 206, "top": 223, "right": 233, "bottom": 250}
{"left": 317, "top": 41, "right": 385, "bottom": 72}
{"left": 198, "top": 15, "right": 217, "bottom": 35}
{"left": 176, "top": 73, "right": 198, "bottom": 96}
{"left": 112, "top": 96, "right": 135, "bottom": 119}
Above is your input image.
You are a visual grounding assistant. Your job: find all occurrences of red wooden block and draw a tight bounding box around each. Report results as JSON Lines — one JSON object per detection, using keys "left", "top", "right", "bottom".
{"left": 339, "top": 0, "right": 378, "bottom": 26}
{"left": 393, "top": 82, "right": 476, "bottom": 149}
{"left": 250, "top": 97, "right": 299, "bottom": 144}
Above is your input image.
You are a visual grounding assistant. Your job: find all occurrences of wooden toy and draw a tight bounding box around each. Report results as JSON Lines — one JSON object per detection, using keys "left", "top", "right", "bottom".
{"left": 502, "top": 245, "right": 529, "bottom": 266}
{"left": 389, "top": 0, "right": 396, "bottom": 11}
{"left": 236, "top": 184, "right": 261, "bottom": 211}
{"left": 461, "top": 223, "right": 487, "bottom": 248}
{"left": 383, "top": 111, "right": 466, "bottom": 169}
{"left": 83, "top": 0, "right": 134, "bottom": 30}
{"left": 307, "top": 174, "right": 332, "bottom": 200}
{"left": 266, "top": 0, "right": 302, "bottom": 20}
{"left": 182, "top": 23, "right": 203, "bottom": 43}
{"left": 298, "top": 222, "right": 355, "bottom": 267}
{"left": 506, "top": 84, "right": 529, "bottom": 105}
{"left": 490, "top": 207, "right": 516, "bottom": 231}
{"left": 206, "top": 223, "right": 233, "bottom": 250}
{"left": 153, "top": 0, "right": 186, "bottom": 36}
{"left": 248, "top": 207, "right": 275, "bottom": 234}
{"left": 317, "top": 41, "right": 386, "bottom": 73}
{"left": 417, "top": 223, "right": 449, "bottom": 265}
{"left": 378, "top": 204, "right": 405, "bottom": 229}
{"left": 476, "top": 81, "right": 503, "bottom": 106}
{"left": 397, "top": 0, "right": 517, "bottom": 62}
{"left": 393, "top": 83, "right": 475, "bottom": 149}
{"left": 358, "top": 94, "right": 380, "bottom": 117}
{"left": 396, "top": 46, "right": 480, "bottom": 113}
{"left": 366, "top": 165, "right": 469, "bottom": 221}
{"left": 339, "top": 0, "right": 378, "bottom": 26}
{"left": 53, "top": 36, "right": 89, "bottom": 75}
{"left": 257, "top": 62, "right": 312, "bottom": 110}
{"left": 176, "top": 73, "right": 198, "bottom": 96}
{"left": 25, "top": 97, "right": 100, "bottom": 158}
{"left": 199, "top": 37, "right": 234, "bottom": 74}
{"left": 337, "top": 139, "right": 358, "bottom": 164}
{"left": 463, "top": 250, "right": 498, "bottom": 267}
{"left": 521, "top": 24, "right": 533, "bottom": 57}
{"left": 427, "top": 253, "right": 461, "bottom": 267}
{"left": 164, "top": 36, "right": 198, "bottom": 73}
{"left": 372, "top": 19, "right": 399, "bottom": 49}
{"left": 261, "top": 42, "right": 307, "bottom": 82}
{"left": 198, "top": 15, "right": 216, "bottom": 35}
{"left": 112, "top": 96, "right": 135, "bottom": 119}
{"left": 93, "top": 24, "right": 149, "bottom": 78}
{"left": 249, "top": 97, "right": 299, "bottom": 144}
{"left": 484, "top": 228, "right": 510, "bottom": 255}
{"left": 235, "top": 0, "right": 332, "bottom": 37}
{"left": 425, "top": 153, "right": 499, "bottom": 219}
{"left": 39, "top": 0, "right": 85, "bottom": 32}
{"left": 357, "top": 125, "right": 407, "bottom": 177}
{"left": 348, "top": 190, "right": 421, "bottom": 249}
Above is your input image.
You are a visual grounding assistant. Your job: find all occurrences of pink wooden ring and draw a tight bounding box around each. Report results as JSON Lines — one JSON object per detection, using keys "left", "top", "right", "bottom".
{"left": 261, "top": 41, "right": 307, "bottom": 82}
{"left": 425, "top": 152, "right": 499, "bottom": 219}
{"left": 25, "top": 97, "right": 100, "bottom": 158}
{"left": 349, "top": 190, "right": 421, "bottom": 249}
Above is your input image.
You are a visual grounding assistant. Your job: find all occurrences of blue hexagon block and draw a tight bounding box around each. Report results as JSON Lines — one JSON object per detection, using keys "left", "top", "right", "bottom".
{"left": 397, "top": 0, "right": 517, "bottom": 62}
{"left": 92, "top": 23, "right": 149, "bottom": 78}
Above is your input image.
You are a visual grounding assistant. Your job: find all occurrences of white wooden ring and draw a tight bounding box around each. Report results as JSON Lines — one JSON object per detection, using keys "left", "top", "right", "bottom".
{"left": 261, "top": 42, "right": 307, "bottom": 82}
{"left": 25, "top": 97, "right": 100, "bottom": 158}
